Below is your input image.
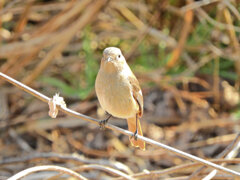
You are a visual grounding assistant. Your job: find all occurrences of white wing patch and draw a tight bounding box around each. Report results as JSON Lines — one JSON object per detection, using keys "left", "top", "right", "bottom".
{"left": 139, "top": 89, "right": 142, "bottom": 96}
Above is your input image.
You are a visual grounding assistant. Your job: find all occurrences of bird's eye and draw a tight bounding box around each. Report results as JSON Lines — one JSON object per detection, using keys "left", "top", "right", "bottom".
{"left": 118, "top": 55, "right": 121, "bottom": 58}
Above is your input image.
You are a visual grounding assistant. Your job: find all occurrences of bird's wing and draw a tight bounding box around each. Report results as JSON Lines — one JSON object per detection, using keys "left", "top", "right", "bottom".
{"left": 128, "top": 76, "right": 143, "bottom": 117}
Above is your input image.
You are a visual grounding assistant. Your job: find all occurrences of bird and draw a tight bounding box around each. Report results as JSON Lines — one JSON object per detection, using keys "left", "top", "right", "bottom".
{"left": 95, "top": 47, "right": 145, "bottom": 150}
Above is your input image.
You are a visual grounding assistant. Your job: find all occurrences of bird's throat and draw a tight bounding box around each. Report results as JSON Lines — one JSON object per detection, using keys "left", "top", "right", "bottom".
{"left": 101, "top": 60, "right": 124, "bottom": 74}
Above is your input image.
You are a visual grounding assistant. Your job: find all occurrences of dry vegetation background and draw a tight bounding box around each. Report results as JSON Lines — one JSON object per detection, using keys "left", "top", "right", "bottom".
{"left": 0, "top": 0, "right": 240, "bottom": 179}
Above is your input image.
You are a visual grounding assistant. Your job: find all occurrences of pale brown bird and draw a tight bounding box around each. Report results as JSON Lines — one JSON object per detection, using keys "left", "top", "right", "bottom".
{"left": 95, "top": 47, "right": 145, "bottom": 150}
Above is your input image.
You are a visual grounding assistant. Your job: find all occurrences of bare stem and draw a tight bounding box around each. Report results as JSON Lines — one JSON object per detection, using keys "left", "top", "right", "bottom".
{"left": 7, "top": 165, "right": 87, "bottom": 180}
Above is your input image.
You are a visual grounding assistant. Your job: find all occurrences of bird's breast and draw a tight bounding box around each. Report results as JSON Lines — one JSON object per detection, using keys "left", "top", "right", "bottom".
{"left": 95, "top": 70, "right": 138, "bottom": 118}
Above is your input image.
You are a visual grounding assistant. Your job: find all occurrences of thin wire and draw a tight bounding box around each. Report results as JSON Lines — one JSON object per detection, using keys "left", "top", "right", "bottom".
{"left": 1, "top": 72, "right": 240, "bottom": 177}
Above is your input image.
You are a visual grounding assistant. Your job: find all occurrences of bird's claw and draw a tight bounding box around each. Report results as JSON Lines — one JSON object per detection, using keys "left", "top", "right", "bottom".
{"left": 99, "top": 119, "right": 108, "bottom": 130}
{"left": 131, "top": 129, "right": 138, "bottom": 140}
{"left": 99, "top": 115, "right": 111, "bottom": 130}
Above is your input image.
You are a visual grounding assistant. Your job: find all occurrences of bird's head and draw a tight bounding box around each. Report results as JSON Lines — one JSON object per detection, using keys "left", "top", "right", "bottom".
{"left": 100, "top": 47, "right": 127, "bottom": 73}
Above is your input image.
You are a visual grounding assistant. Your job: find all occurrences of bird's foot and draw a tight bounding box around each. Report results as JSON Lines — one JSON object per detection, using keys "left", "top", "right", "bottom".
{"left": 131, "top": 129, "right": 138, "bottom": 140}
{"left": 99, "top": 115, "right": 111, "bottom": 130}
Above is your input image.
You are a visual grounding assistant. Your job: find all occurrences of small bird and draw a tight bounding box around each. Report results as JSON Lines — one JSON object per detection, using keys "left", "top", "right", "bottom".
{"left": 95, "top": 47, "right": 145, "bottom": 150}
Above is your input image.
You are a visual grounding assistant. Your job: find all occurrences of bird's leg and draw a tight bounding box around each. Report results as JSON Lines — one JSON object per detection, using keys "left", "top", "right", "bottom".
{"left": 99, "top": 114, "right": 112, "bottom": 130}
{"left": 131, "top": 114, "right": 138, "bottom": 140}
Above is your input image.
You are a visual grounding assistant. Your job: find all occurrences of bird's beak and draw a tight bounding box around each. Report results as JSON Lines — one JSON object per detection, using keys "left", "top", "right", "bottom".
{"left": 106, "top": 57, "right": 113, "bottom": 62}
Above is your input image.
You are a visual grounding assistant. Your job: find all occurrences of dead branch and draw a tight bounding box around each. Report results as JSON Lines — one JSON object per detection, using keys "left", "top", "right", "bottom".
{"left": 7, "top": 165, "right": 87, "bottom": 180}
{"left": 0, "top": 152, "right": 132, "bottom": 174}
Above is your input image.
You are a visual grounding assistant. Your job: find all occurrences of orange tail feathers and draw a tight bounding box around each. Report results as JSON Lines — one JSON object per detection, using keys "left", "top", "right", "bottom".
{"left": 127, "top": 117, "right": 145, "bottom": 150}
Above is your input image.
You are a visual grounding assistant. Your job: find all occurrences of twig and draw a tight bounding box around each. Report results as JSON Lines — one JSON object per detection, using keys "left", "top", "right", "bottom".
{"left": 22, "top": 0, "right": 106, "bottom": 85}
{"left": 75, "top": 164, "right": 134, "bottom": 180}
{"left": 181, "top": 53, "right": 217, "bottom": 76}
{"left": 222, "top": 0, "right": 240, "bottom": 21}
{"left": 189, "top": 133, "right": 240, "bottom": 179}
{"left": 166, "top": 175, "right": 232, "bottom": 180}
{"left": 167, "top": 0, "right": 193, "bottom": 68}
{"left": 223, "top": 7, "right": 240, "bottom": 90}
{"left": 1, "top": 2, "right": 68, "bottom": 15}
{"left": 0, "top": 152, "right": 132, "bottom": 175}
{"left": 187, "top": 133, "right": 238, "bottom": 149}
{"left": 13, "top": 0, "right": 33, "bottom": 37}
{"left": 207, "top": 43, "right": 237, "bottom": 61}
{"left": 181, "top": 0, "right": 221, "bottom": 12}
{"left": 203, "top": 134, "right": 240, "bottom": 180}
{"left": 197, "top": 8, "right": 240, "bottom": 33}
{"left": 48, "top": 164, "right": 134, "bottom": 180}
{"left": 0, "top": 0, "right": 22, "bottom": 15}
{"left": 7, "top": 165, "right": 87, "bottom": 180}
{"left": 117, "top": 162, "right": 198, "bottom": 180}
{"left": 213, "top": 57, "right": 220, "bottom": 109}
{"left": 114, "top": 4, "right": 177, "bottom": 48}
{"left": 0, "top": 152, "right": 132, "bottom": 174}
{"left": 1, "top": 72, "right": 240, "bottom": 177}
{"left": 8, "top": 128, "right": 33, "bottom": 152}
{"left": 116, "top": 159, "right": 240, "bottom": 180}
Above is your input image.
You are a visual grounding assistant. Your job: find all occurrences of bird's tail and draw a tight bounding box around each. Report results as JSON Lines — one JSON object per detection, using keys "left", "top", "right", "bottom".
{"left": 127, "top": 117, "right": 145, "bottom": 150}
